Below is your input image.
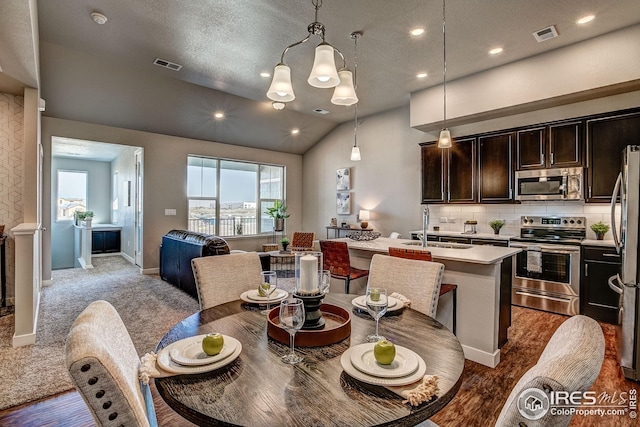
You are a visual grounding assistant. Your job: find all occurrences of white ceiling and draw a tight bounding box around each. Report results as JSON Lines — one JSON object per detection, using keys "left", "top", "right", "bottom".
{"left": 2, "top": 0, "right": 640, "bottom": 154}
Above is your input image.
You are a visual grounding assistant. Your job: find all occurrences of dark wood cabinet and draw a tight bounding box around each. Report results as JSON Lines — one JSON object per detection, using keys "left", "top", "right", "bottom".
{"left": 517, "top": 122, "right": 582, "bottom": 170}
{"left": 420, "top": 137, "right": 476, "bottom": 204}
{"left": 92, "top": 230, "right": 121, "bottom": 254}
{"left": 581, "top": 246, "right": 621, "bottom": 324}
{"left": 470, "top": 238, "right": 509, "bottom": 247}
{"left": 478, "top": 132, "right": 514, "bottom": 203}
{"left": 586, "top": 111, "right": 640, "bottom": 202}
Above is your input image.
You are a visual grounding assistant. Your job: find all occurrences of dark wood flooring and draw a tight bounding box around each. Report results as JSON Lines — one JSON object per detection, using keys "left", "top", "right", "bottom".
{"left": 0, "top": 307, "right": 636, "bottom": 426}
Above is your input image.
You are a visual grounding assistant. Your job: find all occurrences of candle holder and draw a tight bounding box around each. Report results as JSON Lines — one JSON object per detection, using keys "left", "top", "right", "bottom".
{"left": 294, "top": 252, "right": 325, "bottom": 330}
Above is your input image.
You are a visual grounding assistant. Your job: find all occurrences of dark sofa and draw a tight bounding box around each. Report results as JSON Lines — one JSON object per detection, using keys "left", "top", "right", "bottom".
{"left": 159, "top": 229, "right": 271, "bottom": 299}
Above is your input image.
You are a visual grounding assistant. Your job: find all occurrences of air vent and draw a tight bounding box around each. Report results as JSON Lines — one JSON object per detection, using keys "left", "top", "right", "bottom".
{"left": 533, "top": 25, "right": 558, "bottom": 42}
{"left": 313, "top": 108, "right": 330, "bottom": 115}
{"left": 153, "top": 58, "right": 182, "bottom": 71}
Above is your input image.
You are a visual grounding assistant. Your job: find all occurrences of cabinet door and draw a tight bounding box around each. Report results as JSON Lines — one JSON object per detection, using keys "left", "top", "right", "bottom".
{"left": 91, "top": 231, "right": 105, "bottom": 254}
{"left": 478, "top": 132, "right": 514, "bottom": 203}
{"left": 549, "top": 121, "right": 583, "bottom": 167}
{"left": 421, "top": 143, "right": 446, "bottom": 203}
{"left": 516, "top": 127, "right": 546, "bottom": 170}
{"left": 586, "top": 111, "right": 640, "bottom": 202}
{"left": 582, "top": 259, "right": 620, "bottom": 324}
{"left": 447, "top": 137, "right": 476, "bottom": 203}
{"left": 104, "top": 231, "right": 121, "bottom": 253}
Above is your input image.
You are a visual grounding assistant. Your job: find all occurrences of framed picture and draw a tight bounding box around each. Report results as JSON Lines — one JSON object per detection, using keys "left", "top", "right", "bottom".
{"left": 336, "top": 167, "right": 351, "bottom": 191}
{"left": 336, "top": 192, "right": 351, "bottom": 215}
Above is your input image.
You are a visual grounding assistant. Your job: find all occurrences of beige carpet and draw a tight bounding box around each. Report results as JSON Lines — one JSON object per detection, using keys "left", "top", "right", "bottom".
{"left": 0, "top": 256, "right": 199, "bottom": 410}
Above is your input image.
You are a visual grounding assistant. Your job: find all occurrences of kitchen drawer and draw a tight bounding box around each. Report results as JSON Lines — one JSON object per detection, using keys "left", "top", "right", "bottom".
{"left": 582, "top": 246, "right": 621, "bottom": 262}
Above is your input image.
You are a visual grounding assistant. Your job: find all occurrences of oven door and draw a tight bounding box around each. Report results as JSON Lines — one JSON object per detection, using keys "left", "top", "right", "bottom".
{"left": 510, "top": 242, "right": 580, "bottom": 296}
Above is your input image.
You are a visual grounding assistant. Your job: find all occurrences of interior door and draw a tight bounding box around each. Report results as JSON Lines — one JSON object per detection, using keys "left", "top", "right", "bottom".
{"left": 135, "top": 149, "right": 143, "bottom": 267}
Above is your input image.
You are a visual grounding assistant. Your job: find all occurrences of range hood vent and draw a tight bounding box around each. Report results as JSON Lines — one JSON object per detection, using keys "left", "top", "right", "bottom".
{"left": 533, "top": 25, "right": 558, "bottom": 43}
{"left": 153, "top": 58, "right": 182, "bottom": 71}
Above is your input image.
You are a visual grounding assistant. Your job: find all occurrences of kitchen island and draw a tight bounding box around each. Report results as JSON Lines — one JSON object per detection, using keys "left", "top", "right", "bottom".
{"left": 335, "top": 237, "right": 521, "bottom": 368}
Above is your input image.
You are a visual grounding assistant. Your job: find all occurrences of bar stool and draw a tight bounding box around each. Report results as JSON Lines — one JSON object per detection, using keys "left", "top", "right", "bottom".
{"left": 319, "top": 240, "right": 369, "bottom": 294}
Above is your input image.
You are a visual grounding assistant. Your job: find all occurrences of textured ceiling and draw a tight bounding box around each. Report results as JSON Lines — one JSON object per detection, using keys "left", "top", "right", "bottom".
{"left": 2, "top": 1, "right": 640, "bottom": 154}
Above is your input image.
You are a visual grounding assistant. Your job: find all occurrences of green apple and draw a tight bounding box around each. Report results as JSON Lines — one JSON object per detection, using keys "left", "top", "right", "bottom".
{"left": 258, "top": 282, "right": 270, "bottom": 297}
{"left": 373, "top": 339, "right": 396, "bottom": 365}
{"left": 202, "top": 333, "right": 224, "bottom": 356}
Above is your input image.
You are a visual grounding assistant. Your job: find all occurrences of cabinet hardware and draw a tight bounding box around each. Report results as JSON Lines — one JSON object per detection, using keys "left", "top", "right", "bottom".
{"left": 602, "top": 253, "right": 620, "bottom": 258}
{"left": 585, "top": 264, "right": 588, "bottom": 276}
{"left": 541, "top": 153, "right": 544, "bottom": 165}
{"left": 550, "top": 152, "right": 554, "bottom": 164}
{"left": 588, "top": 186, "right": 592, "bottom": 198}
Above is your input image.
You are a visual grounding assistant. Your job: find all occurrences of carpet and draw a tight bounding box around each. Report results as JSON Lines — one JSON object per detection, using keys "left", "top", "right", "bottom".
{"left": 0, "top": 256, "right": 199, "bottom": 410}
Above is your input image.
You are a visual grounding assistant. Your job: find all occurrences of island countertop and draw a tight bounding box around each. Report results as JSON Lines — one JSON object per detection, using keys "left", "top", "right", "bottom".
{"left": 336, "top": 237, "right": 521, "bottom": 265}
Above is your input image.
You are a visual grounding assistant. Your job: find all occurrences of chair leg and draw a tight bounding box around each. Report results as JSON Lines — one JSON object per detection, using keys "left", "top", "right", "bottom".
{"left": 345, "top": 278, "right": 350, "bottom": 294}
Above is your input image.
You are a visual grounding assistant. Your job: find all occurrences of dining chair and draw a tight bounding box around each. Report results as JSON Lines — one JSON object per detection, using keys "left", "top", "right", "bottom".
{"left": 290, "top": 231, "right": 316, "bottom": 251}
{"left": 367, "top": 253, "right": 444, "bottom": 318}
{"left": 319, "top": 240, "right": 369, "bottom": 294}
{"left": 388, "top": 247, "right": 457, "bottom": 333}
{"left": 495, "top": 314, "right": 605, "bottom": 427}
{"left": 192, "top": 251, "right": 263, "bottom": 310}
{"left": 66, "top": 300, "right": 157, "bottom": 427}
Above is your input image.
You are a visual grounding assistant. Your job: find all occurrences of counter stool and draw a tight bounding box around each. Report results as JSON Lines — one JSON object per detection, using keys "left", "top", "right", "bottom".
{"left": 319, "top": 240, "right": 369, "bottom": 294}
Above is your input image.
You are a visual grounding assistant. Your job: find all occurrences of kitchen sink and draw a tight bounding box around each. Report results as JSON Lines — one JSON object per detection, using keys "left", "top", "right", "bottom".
{"left": 403, "top": 241, "right": 473, "bottom": 249}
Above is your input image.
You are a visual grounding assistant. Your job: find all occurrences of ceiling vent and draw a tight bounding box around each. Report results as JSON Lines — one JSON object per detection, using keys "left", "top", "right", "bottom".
{"left": 313, "top": 108, "right": 330, "bottom": 115}
{"left": 153, "top": 58, "right": 182, "bottom": 71}
{"left": 533, "top": 25, "right": 559, "bottom": 43}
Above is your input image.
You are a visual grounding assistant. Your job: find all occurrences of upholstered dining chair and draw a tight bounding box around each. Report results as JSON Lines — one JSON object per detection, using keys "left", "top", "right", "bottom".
{"left": 66, "top": 300, "right": 156, "bottom": 427}
{"left": 192, "top": 251, "right": 263, "bottom": 310}
{"left": 388, "top": 247, "right": 458, "bottom": 333}
{"left": 290, "top": 231, "right": 316, "bottom": 251}
{"left": 319, "top": 240, "right": 369, "bottom": 294}
{"left": 367, "top": 254, "right": 444, "bottom": 318}
{"left": 495, "top": 314, "right": 604, "bottom": 426}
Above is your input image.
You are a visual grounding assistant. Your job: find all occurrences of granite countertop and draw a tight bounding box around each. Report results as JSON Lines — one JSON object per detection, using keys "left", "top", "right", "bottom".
{"left": 338, "top": 237, "right": 521, "bottom": 265}
{"left": 582, "top": 239, "right": 617, "bottom": 247}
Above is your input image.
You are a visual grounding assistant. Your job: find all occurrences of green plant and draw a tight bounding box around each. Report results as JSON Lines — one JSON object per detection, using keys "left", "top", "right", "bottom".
{"left": 590, "top": 221, "right": 610, "bottom": 235}
{"left": 280, "top": 237, "right": 290, "bottom": 245}
{"left": 265, "top": 200, "right": 290, "bottom": 219}
{"left": 75, "top": 210, "right": 94, "bottom": 220}
{"left": 489, "top": 219, "right": 505, "bottom": 232}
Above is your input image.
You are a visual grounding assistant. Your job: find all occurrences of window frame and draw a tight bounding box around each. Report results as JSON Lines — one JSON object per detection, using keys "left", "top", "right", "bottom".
{"left": 56, "top": 169, "right": 88, "bottom": 222}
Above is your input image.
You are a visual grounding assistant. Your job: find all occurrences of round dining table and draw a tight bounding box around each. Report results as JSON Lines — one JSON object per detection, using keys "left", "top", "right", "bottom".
{"left": 155, "top": 293, "right": 464, "bottom": 427}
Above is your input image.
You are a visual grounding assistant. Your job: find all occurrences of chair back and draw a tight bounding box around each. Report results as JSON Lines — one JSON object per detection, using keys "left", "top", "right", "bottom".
{"left": 319, "top": 240, "right": 352, "bottom": 277}
{"left": 291, "top": 232, "right": 316, "bottom": 251}
{"left": 66, "top": 300, "right": 152, "bottom": 427}
{"left": 367, "top": 254, "right": 444, "bottom": 317}
{"left": 495, "top": 315, "right": 605, "bottom": 427}
{"left": 388, "top": 247, "right": 432, "bottom": 261}
{"left": 192, "top": 252, "right": 263, "bottom": 310}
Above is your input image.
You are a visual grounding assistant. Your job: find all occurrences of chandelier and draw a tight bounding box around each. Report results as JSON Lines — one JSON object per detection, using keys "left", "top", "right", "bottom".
{"left": 437, "top": 0, "right": 452, "bottom": 148}
{"left": 266, "top": 0, "right": 358, "bottom": 109}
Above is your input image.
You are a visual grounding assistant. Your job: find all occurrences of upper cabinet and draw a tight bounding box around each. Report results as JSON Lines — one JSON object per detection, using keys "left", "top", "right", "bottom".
{"left": 516, "top": 121, "right": 583, "bottom": 170}
{"left": 586, "top": 111, "right": 640, "bottom": 202}
{"left": 420, "top": 137, "right": 476, "bottom": 204}
{"left": 478, "top": 132, "right": 514, "bottom": 203}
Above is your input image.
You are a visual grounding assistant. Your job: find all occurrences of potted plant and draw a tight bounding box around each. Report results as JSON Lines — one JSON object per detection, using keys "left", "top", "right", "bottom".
{"left": 280, "top": 237, "right": 290, "bottom": 252}
{"left": 590, "top": 221, "right": 610, "bottom": 240}
{"left": 265, "top": 200, "right": 290, "bottom": 232}
{"left": 489, "top": 219, "right": 505, "bottom": 235}
{"left": 75, "top": 210, "right": 94, "bottom": 226}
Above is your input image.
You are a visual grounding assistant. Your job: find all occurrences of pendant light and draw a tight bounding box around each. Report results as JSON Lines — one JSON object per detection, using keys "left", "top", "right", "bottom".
{"left": 350, "top": 32, "right": 362, "bottom": 161}
{"left": 437, "top": 0, "right": 452, "bottom": 149}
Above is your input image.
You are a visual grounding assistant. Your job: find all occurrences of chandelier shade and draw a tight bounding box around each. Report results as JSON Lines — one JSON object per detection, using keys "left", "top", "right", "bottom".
{"left": 437, "top": 128, "right": 452, "bottom": 148}
{"left": 267, "top": 64, "right": 295, "bottom": 102}
{"left": 350, "top": 146, "right": 361, "bottom": 161}
{"left": 308, "top": 43, "right": 341, "bottom": 88}
{"left": 331, "top": 69, "right": 358, "bottom": 105}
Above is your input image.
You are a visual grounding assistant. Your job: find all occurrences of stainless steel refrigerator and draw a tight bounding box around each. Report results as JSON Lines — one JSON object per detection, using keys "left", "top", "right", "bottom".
{"left": 609, "top": 145, "right": 640, "bottom": 381}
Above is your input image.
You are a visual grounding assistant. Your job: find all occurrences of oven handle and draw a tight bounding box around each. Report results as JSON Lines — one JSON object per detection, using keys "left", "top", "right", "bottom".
{"left": 510, "top": 243, "right": 580, "bottom": 254}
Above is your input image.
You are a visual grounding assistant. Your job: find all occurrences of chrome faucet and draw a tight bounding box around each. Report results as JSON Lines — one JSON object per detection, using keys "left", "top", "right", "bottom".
{"left": 421, "top": 205, "right": 430, "bottom": 248}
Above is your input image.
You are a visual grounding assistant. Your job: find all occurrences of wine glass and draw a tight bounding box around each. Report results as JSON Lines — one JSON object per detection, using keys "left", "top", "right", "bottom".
{"left": 365, "top": 288, "right": 388, "bottom": 342}
{"left": 318, "top": 270, "right": 331, "bottom": 294}
{"left": 260, "top": 271, "right": 278, "bottom": 315}
{"left": 279, "top": 298, "right": 305, "bottom": 364}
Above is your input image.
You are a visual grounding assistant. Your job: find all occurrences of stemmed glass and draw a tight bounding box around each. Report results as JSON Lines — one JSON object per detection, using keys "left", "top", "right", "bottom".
{"left": 260, "top": 271, "right": 278, "bottom": 315}
{"left": 279, "top": 298, "right": 305, "bottom": 364}
{"left": 365, "top": 287, "right": 388, "bottom": 342}
{"left": 319, "top": 269, "right": 331, "bottom": 294}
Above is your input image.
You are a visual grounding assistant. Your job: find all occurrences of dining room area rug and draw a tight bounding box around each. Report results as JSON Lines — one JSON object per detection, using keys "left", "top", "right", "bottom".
{"left": 0, "top": 256, "right": 199, "bottom": 410}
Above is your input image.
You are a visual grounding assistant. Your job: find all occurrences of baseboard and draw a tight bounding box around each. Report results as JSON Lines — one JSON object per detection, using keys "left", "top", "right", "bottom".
{"left": 13, "top": 292, "right": 40, "bottom": 348}
{"left": 142, "top": 267, "right": 159, "bottom": 275}
{"left": 462, "top": 344, "right": 500, "bottom": 368}
{"left": 120, "top": 252, "right": 135, "bottom": 264}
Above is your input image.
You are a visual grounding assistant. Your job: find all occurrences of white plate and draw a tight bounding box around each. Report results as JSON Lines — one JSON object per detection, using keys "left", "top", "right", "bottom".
{"left": 340, "top": 345, "right": 427, "bottom": 386}
{"left": 240, "top": 290, "right": 288, "bottom": 304}
{"left": 351, "top": 295, "right": 401, "bottom": 311}
{"left": 349, "top": 343, "right": 419, "bottom": 378}
{"left": 169, "top": 335, "right": 237, "bottom": 366}
{"left": 157, "top": 335, "right": 242, "bottom": 374}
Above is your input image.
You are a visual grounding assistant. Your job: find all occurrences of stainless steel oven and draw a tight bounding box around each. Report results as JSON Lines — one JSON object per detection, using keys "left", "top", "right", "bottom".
{"left": 511, "top": 216, "right": 586, "bottom": 316}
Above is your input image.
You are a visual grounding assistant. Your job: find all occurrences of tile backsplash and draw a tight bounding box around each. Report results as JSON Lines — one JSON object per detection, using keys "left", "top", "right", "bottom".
{"left": 427, "top": 202, "right": 617, "bottom": 240}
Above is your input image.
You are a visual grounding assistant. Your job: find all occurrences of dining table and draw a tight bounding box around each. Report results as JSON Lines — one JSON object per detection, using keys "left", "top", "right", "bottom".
{"left": 155, "top": 292, "right": 465, "bottom": 427}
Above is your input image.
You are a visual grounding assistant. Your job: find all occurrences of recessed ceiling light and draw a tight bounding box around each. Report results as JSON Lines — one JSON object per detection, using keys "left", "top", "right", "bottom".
{"left": 91, "top": 12, "right": 108, "bottom": 25}
{"left": 214, "top": 112, "right": 225, "bottom": 119}
{"left": 489, "top": 47, "right": 504, "bottom": 55}
{"left": 291, "top": 128, "right": 300, "bottom": 135}
{"left": 260, "top": 72, "right": 271, "bottom": 78}
{"left": 416, "top": 72, "right": 428, "bottom": 78}
{"left": 577, "top": 15, "right": 595, "bottom": 25}
{"left": 410, "top": 28, "right": 425, "bottom": 37}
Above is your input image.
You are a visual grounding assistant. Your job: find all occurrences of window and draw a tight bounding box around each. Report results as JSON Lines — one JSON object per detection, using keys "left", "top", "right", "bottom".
{"left": 57, "top": 170, "right": 88, "bottom": 221}
{"left": 187, "top": 156, "right": 285, "bottom": 236}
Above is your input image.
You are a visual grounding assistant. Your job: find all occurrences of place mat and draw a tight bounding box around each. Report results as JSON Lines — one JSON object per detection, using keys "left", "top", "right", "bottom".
{"left": 340, "top": 344, "right": 426, "bottom": 386}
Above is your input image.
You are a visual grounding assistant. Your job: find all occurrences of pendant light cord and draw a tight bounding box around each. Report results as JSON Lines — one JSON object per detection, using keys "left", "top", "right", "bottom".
{"left": 442, "top": 0, "right": 447, "bottom": 128}
{"left": 353, "top": 32, "right": 359, "bottom": 148}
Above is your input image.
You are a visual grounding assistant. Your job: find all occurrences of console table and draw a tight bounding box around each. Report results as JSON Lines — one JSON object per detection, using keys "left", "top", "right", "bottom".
{"left": 325, "top": 226, "right": 372, "bottom": 239}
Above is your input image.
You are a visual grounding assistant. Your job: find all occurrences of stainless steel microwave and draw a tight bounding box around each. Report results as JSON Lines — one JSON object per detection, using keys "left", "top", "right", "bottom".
{"left": 515, "top": 167, "right": 583, "bottom": 201}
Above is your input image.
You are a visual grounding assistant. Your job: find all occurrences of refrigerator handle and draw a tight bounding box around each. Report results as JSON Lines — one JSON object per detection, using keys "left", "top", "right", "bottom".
{"left": 608, "top": 274, "right": 623, "bottom": 295}
{"left": 611, "top": 172, "right": 622, "bottom": 254}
